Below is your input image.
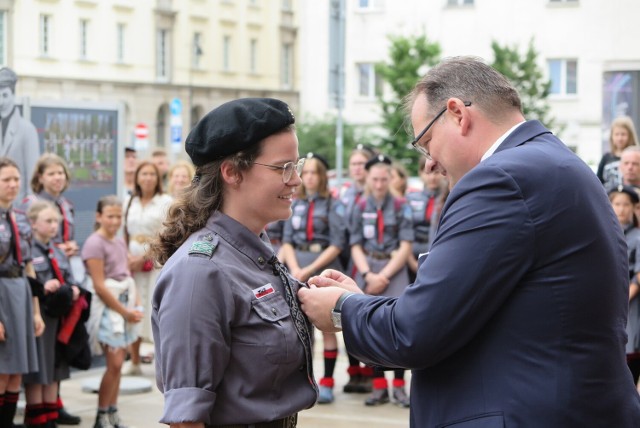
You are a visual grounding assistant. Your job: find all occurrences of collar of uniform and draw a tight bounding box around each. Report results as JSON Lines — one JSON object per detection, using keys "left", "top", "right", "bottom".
{"left": 38, "top": 190, "right": 62, "bottom": 204}
{"left": 367, "top": 192, "right": 394, "bottom": 210}
{"left": 206, "top": 211, "right": 274, "bottom": 269}
{"left": 33, "top": 238, "right": 52, "bottom": 254}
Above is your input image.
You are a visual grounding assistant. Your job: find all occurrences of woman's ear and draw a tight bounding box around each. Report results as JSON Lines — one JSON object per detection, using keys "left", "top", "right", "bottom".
{"left": 220, "top": 160, "right": 241, "bottom": 185}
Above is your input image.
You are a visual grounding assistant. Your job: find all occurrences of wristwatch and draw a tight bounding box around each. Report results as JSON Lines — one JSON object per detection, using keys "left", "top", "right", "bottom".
{"left": 331, "top": 292, "right": 355, "bottom": 329}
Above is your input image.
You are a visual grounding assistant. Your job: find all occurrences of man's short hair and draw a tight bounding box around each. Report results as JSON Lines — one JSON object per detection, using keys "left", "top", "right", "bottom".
{"left": 152, "top": 149, "right": 168, "bottom": 158}
{"left": 406, "top": 56, "right": 522, "bottom": 123}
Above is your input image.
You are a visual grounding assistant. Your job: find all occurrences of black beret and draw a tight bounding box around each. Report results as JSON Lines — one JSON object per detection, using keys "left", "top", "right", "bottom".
{"left": 608, "top": 184, "right": 640, "bottom": 204}
{"left": 186, "top": 98, "right": 295, "bottom": 166}
{"left": 305, "top": 152, "right": 330, "bottom": 170}
{"left": 354, "top": 143, "right": 377, "bottom": 157}
{"left": 365, "top": 154, "right": 392, "bottom": 171}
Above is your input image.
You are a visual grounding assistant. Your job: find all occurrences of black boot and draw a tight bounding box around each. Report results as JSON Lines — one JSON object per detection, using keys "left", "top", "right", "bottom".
{"left": 56, "top": 408, "right": 80, "bottom": 426}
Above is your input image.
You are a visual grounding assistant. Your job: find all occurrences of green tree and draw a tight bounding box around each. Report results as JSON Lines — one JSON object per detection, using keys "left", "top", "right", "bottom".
{"left": 375, "top": 34, "right": 441, "bottom": 174}
{"left": 491, "top": 39, "right": 558, "bottom": 132}
{"left": 296, "top": 114, "right": 374, "bottom": 171}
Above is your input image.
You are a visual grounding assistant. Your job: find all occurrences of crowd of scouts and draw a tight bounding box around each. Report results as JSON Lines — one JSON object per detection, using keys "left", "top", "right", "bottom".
{"left": 269, "top": 143, "right": 448, "bottom": 408}
{"left": 0, "top": 148, "right": 193, "bottom": 428}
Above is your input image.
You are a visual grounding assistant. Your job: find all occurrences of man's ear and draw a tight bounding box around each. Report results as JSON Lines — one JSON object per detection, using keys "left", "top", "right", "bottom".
{"left": 447, "top": 98, "right": 471, "bottom": 135}
{"left": 220, "top": 160, "right": 241, "bottom": 185}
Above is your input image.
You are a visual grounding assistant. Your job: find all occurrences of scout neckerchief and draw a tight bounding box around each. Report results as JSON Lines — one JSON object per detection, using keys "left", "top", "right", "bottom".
{"left": 269, "top": 256, "right": 318, "bottom": 392}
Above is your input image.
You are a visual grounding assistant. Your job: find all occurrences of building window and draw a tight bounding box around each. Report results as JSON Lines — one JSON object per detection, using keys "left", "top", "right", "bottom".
{"left": 222, "top": 35, "right": 231, "bottom": 71}
{"left": 447, "top": 0, "right": 474, "bottom": 5}
{"left": 357, "top": 0, "right": 384, "bottom": 9}
{"left": 192, "top": 32, "right": 203, "bottom": 69}
{"left": 0, "top": 11, "right": 6, "bottom": 66}
{"left": 116, "top": 23, "right": 125, "bottom": 63}
{"left": 282, "top": 0, "right": 292, "bottom": 10}
{"left": 357, "top": 63, "right": 382, "bottom": 98}
{"left": 156, "top": 29, "right": 170, "bottom": 80}
{"left": 40, "top": 14, "right": 52, "bottom": 56}
{"left": 249, "top": 38, "right": 257, "bottom": 74}
{"left": 281, "top": 43, "right": 292, "bottom": 88}
{"left": 79, "top": 19, "right": 89, "bottom": 60}
{"left": 548, "top": 59, "right": 577, "bottom": 95}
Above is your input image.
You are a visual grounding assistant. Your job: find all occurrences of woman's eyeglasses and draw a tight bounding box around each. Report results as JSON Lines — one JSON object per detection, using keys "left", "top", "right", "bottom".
{"left": 253, "top": 158, "right": 306, "bottom": 183}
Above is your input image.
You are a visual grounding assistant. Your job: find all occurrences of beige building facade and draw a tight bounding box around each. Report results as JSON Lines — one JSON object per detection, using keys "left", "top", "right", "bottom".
{"left": 0, "top": 0, "right": 299, "bottom": 158}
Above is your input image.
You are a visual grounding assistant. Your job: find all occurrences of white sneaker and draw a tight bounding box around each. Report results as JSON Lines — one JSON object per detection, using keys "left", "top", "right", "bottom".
{"left": 121, "top": 361, "right": 142, "bottom": 376}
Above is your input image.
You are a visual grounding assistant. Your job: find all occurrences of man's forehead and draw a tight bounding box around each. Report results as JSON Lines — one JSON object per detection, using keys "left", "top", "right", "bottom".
{"left": 622, "top": 152, "right": 640, "bottom": 162}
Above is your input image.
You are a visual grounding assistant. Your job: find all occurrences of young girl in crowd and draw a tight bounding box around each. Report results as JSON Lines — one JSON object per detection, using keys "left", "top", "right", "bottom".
{"left": 83, "top": 195, "right": 143, "bottom": 428}
{"left": 23, "top": 201, "right": 82, "bottom": 428}
{"left": 22, "top": 153, "right": 82, "bottom": 425}
{"left": 281, "top": 152, "right": 346, "bottom": 404}
{"left": 0, "top": 157, "right": 44, "bottom": 427}
{"left": 350, "top": 154, "right": 413, "bottom": 407}
{"left": 609, "top": 185, "right": 640, "bottom": 386}
{"left": 597, "top": 116, "right": 639, "bottom": 189}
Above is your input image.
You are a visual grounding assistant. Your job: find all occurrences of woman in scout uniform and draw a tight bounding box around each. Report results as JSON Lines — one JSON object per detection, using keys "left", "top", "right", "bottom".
{"left": 151, "top": 98, "right": 317, "bottom": 428}
{"left": 338, "top": 144, "right": 376, "bottom": 393}
{"left": 350, "top": 154, "right": 413, "bottom": 408}
{"left": 23, "top": 201, "right": 84, "bottom": 428}
{"left": 123, "top": 160, "right": 172, "bottom": 375}
{"left": 281, "top": 152, "right": 346, "bottom": 404}
{"left": 0, "top": 157, "right": 44, "bottom": 427}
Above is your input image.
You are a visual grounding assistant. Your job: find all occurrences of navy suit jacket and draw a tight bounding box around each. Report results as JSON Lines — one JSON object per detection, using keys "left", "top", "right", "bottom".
{"left": 342, "top": 121, "right": 640, "bottom": 427}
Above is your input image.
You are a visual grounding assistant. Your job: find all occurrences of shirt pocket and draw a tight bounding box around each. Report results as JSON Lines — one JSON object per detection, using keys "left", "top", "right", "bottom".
{"left": 0, "top": 227, "right": 11, "bottom": 261}
{"left": 250, "top": 292, "right": 300, "bottom": 365}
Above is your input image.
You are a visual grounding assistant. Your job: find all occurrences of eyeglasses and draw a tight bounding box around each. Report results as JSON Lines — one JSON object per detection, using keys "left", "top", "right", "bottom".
{"left": 411, "top": 101, "right": 472, "bottom": 159}
{"left": 253, "top": 158, "right": 306, "bottom": 183}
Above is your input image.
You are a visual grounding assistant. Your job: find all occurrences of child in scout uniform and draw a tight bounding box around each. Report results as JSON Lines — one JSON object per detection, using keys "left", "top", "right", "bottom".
{"left": 350, "top": 154, "right": 414, "bottom": 407}
{"left": 338, "top": 144, "right": 376, "bottom": 394}
{"left": 281, "top": 152, "right": 346, "bottom": 404}
{"left": 151, "top": 98, "right": 318, "bottom": 427}
{"left": 0, "top": 157, "right": 44, "bottom": 427}
{"left": 23, "top": 200, "right": 85, "bottom": 428}
{"left": 83, "top": 195, "right": 143, "bottom": 428}
{"left": 21, "top": 153, "right": 82, "bottom": 426}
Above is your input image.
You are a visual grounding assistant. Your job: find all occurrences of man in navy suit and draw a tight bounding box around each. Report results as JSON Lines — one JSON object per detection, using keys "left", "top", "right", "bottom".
{"left": 299, "top": 56, "right": 640, "bottom": 427}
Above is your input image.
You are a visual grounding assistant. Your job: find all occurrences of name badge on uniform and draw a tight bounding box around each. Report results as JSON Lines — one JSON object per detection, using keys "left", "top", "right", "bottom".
{"left": 291, "top": 216, "right": 301, "bottom": 229}
{"left": 253, "top": 283, "right": 275, "bottom": 299}
{"left": 32, "top": 256, "right": 46, "bottom": 265}
{"left": 363, "top": 224, "right": 375, "bottom": 239}
{"left": 0, "top": 224, "right": 5, "bottom": 231}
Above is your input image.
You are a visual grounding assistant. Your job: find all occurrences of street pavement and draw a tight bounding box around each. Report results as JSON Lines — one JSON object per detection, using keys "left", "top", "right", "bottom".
{"left": 18, "top": 332, "right": 410, "bottom": 427}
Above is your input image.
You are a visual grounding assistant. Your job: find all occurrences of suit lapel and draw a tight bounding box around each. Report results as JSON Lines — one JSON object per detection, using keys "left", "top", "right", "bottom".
{"left": 0, "top": 111, "right": 19, "bottom": 155}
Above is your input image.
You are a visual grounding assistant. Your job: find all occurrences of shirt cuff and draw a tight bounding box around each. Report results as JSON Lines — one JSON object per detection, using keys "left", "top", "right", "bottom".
{"left": 160, "top": 387, "right": 217, "bottom": 425}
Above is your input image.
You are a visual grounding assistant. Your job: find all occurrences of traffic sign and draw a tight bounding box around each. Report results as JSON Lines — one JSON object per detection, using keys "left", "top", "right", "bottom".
{"left": 170, "top": 98, "right": 182, "bottom": 116}
{"left": 134, "top": 123, "right": 149, "bottom": 140}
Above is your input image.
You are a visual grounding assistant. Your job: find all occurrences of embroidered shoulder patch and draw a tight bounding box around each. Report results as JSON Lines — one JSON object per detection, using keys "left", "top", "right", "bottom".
{"left": 189, "top": 234, "right": 218, "bottom": 258}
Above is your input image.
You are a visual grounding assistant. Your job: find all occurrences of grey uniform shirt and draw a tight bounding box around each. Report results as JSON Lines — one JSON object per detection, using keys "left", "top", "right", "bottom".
{"left": 283, "top": 195, "right": 346, "bottom": 249}
{"left": 20, "top": 192, "right": 75, "bottom": 244}
{"left": 152, "top": 211, "right": 317, "bottom": 426}
{"left": 350, "top": 193, "right": 414, "bottom": 254}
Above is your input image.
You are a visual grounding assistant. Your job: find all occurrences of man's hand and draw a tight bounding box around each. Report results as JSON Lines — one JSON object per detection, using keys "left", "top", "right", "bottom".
{"left": 0, "top": 321, "right": 5, "bottom": 341}
{"left": 298, "top": 285, "right": 347, "bottom": 333}
{"left": 307, "top": 269, "right": 362, "bottom": 293}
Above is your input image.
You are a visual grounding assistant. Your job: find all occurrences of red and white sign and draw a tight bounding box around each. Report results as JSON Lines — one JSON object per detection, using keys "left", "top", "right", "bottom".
{"left": 134, "top": 123, "right": 149, "bottom": 140}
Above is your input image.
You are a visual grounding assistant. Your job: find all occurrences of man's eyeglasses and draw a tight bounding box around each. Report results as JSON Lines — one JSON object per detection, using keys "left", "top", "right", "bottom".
{"left": 411, "top": 101, "right": 472, "bottom": 159}
{"left": 253, "top": 158, "right": 306, "bottom": 183}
